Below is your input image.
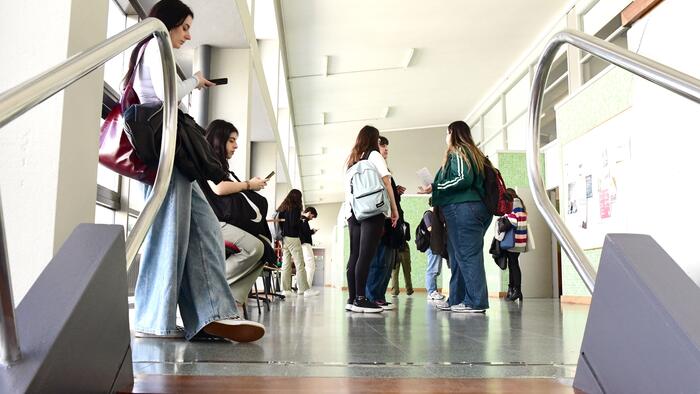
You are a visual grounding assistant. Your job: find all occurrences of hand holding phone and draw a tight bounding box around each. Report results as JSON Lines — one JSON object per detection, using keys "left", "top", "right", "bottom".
{"left": 265, "top": 171, "right": 275, "bottom": 180}
{"left": 209, "top": 78, "right": 228, "bottom": 85}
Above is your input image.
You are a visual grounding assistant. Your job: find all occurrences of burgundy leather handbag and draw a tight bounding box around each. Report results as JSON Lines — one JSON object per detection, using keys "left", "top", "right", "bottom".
{"left": 98, "top": 46, "right": 157, "bottom": 184}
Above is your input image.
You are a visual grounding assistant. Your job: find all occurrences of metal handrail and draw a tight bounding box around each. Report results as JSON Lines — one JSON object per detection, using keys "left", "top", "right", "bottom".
{"left": 527, "top": 29, "right": 700, "bottom": 293}
{"left": 0, "top": 18, "right": 179, "bottom": 365}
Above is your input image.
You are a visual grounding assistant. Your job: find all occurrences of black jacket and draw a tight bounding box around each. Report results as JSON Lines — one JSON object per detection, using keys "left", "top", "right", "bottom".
{"left": 125, "top": 102, "right": 228, "bottom": 184}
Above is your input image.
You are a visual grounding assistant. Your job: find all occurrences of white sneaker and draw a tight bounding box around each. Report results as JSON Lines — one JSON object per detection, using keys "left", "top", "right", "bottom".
{"left": 428, "top": 291, "right": 445, "bottom": 300}
{"left": 303, "top": 289, "right": 320, "bottom": 297}
{"left": 434, "top": 300, "right": 451, "bottom": 311}
{"left": 134, "top": 327, "right": 185, "bottom": 339}
{"left": 202, "top": 317, "right": 266, "bottom": 342}
{"left": 282, "top": 290, "right": 296, "bottom": 297}
{"left": 450, "top": 303, "right": 485, "bottom": 313}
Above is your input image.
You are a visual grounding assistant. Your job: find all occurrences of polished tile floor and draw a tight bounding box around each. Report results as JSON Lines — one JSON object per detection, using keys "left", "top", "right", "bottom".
{"left": 130, "top": 288, "right": 588, "bottom": 381}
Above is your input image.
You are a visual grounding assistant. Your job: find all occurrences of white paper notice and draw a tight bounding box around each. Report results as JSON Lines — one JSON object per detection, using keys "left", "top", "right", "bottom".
{"left": 416, "top": 167, "right": 433, "bottom": 186}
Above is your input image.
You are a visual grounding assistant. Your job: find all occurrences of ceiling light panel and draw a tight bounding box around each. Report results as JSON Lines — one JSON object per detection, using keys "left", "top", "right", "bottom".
{"left": 289, "top": 48, "right": 416, "bottom": 79}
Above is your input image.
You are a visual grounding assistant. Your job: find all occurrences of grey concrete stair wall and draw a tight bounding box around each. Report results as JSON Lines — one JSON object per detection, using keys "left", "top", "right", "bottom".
{"left": 574, "top": 234, "right": 700, "bottom": 393}
{"left": 0, "top": 224, "right": 132, "bottom": 393}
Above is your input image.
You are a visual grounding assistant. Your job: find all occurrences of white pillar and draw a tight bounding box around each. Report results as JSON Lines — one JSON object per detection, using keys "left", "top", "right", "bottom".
{"left": 209, "top": 49, "right": 252, "bottom": 179}
{"left": 251, "top": 141, "right": 277, "bottom": 216}
{"left": 0, "top": 0, "right": 108, "bottom": 302}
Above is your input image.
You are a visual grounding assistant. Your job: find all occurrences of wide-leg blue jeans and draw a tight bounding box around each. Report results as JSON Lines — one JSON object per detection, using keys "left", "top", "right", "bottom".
{"left": 442, "top": 201, "right": 493, "bottom": 310}
{"left": 134, "top": 169, "right": 239, "bottom": 340}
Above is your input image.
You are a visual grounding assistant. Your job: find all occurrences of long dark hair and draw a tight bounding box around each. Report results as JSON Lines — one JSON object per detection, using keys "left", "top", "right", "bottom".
{"left": 346, "top": 125, "right": 380, "bottom": 169}
{"left": 122, "top": 0, "right": 194, "bottom": 87}
{"left": 506, "top": 188, "right": 526, "bottom": 212}
{"left": 277, "top": 189, "right": 303, "bottom": 212}
{"left": 443, "top": 120, "right": 487, "bottom": 175}
{"left": 205, "top": 119, "right": 237, "bottom": 172}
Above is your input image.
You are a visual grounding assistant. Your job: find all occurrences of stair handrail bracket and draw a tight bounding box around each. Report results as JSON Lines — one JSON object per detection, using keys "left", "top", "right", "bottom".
{"left": 527, "top": 29, "right": 700, "bottom": 295}
{"left": 0, "top": 18, "right": 178, "bottom": 366}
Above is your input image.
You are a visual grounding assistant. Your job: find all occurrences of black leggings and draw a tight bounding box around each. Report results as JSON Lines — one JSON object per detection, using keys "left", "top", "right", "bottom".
{"left": 506, "top": 251, "right": 521, "bottom": 289}
{"left": 347, "top": 213, "right": 385, "bottom": 301}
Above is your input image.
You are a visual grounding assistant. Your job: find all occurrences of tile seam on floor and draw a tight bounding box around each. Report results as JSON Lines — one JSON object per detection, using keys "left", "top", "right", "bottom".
{"left": 133, "top": 360, "right": 577, "bottom": 367}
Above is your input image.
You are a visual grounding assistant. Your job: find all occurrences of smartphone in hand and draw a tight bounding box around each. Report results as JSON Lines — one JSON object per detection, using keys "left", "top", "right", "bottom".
{"left": 265, "top": 171, "right": 275, "bottom": 180}
{"left": 209, "top": 78, "right": 228, "bottom": 85}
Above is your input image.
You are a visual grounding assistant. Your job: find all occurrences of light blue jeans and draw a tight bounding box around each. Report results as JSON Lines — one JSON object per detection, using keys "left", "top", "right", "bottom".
{"left": 134, "top": 169, "right": 239, "bottom": 340}
{"left": 442, "top": 201, "right": 493, "bottom": 310}
{"left": 425, "top": 248, "right": 443, "bottom": 293}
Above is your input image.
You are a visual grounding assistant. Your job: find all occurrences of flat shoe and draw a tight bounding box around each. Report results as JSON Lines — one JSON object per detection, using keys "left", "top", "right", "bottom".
{"left": 203, "top": 318, "right": 266, "bottom": 343}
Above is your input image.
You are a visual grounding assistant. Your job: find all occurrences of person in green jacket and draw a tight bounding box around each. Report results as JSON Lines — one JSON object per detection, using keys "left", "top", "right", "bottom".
{"left": 419, "top": 120, "right": 493, "bottom": 313}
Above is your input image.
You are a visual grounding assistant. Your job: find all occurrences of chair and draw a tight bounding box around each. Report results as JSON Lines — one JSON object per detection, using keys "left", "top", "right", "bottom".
{"left": 223, "top": 240, "right": 262, "bottom": 319}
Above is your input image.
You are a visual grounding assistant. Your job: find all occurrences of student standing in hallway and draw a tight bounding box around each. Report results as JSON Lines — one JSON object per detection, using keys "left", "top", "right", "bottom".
{"left": 390, "top": 242, "right": 414, "bottom": 296}
{"left": 278, "top": 190, "right": 320, "bottom": 298}
{"left": 504, "top": 188, "right": 528, "bottom": 301}
{"left": 366, "top": 135, "right": 405, "bottom": 310}
{"left": 419, "top": 120, "right": 492, "bottom": 313}
{"left": 130, "top": 0, "right": 264, "bottom": 342}
{"left": 344, "top": 126, "right": 398, "bottom": 313}
{"left": 300, "top": 207, "right": 318, "bottom": 287}
{"left": 422, "top": 203, "right": 446, "bottom": 301}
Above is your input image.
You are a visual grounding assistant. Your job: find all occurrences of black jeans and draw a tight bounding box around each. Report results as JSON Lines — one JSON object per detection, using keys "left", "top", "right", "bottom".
{"left": 506, "top": 251, "right": 521, "bottom": 289}
{"left": 347, "top": 213, "right": 385, "bottom": 302}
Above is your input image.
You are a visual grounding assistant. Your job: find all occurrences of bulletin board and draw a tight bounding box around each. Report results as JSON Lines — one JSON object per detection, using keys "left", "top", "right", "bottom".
{"left": 562, "top": 121, "right": 631, "bottom": 249}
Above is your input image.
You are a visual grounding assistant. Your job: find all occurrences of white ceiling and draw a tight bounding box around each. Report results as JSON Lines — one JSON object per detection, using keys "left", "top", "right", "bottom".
{"left": 132, "top": 0, "right": 276, "bottom": 142}
{"left": 280, "top": 0, "right": 571, "bottom": 203}
{"left": 136, "top": 0, "right": 250, "bottom": 75}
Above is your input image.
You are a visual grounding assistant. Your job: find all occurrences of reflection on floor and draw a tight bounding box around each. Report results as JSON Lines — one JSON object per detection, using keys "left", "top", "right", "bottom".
{"left": 130, "top": 288, "right": 588, "bottom": 381}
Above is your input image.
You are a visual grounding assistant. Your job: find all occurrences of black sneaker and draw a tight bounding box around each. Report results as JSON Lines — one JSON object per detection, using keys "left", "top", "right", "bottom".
{"left": 345, "top": 299, "right": 354, "bottom": 311}
{"left": 374, "top": 300, "right": 396, "bottom": 310}
{"left": 352, "top": 297, "right": 383, "bottom": 313}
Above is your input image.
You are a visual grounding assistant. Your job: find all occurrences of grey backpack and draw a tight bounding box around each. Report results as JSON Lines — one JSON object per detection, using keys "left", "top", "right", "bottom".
{"left": 347, "top": 153, "right": 389, "bottom": 221}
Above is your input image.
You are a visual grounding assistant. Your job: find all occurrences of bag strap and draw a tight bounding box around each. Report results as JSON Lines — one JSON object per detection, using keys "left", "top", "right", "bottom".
{"left": 121, "top": 39, "right": 150, "bottom": 104}
{"left": 229, "top": 171, "right": 241, "bottom": 182}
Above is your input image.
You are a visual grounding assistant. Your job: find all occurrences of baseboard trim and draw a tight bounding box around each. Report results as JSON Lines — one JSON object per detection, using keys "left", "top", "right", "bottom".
{"left": 561, "top": 295, "right": 592, "bottom": 305}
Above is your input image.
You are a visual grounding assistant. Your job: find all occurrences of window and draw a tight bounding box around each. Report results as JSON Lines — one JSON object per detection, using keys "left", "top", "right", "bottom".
{"left": 540, "top": 53, "right": 569, "bottom": 145}
{"left": 483, "top": 100, "right": 504, "bottom": 141}
{"left": 506, "top": 114, "right": 528, "bottom": 150}
{"left": 471, "top": 121, "right": 482, "bottom": 145}
{"left": 96, "top": 0, "right": 141, "bottom": 226}
{"left": 581, "top": 13, "right": 628, "bottom": 84}
{"left": 505, "top": 73, "right": 530, "bottom": 123}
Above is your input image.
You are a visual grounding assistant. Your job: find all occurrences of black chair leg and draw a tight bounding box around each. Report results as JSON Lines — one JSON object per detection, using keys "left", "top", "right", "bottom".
{"left": 263, "top": 273, "right": 271, "bottom": 311}
{"left": 242, "top": 303, "right": 248, "bottom": 320}
{"left": 254, "top": 282, "right": 262, "bottom": 314}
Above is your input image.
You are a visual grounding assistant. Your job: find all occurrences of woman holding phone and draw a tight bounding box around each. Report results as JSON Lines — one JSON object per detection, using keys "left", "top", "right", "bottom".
{"left": 130, "top": 0, "right": 264, "bottom": 342}
{"left": 202, "top": 119, "right": 269, "bottom": 310}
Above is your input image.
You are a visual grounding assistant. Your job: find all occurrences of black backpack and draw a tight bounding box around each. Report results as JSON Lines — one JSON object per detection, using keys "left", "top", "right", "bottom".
{"left": 480, "top": 159, "right": 513, "bottom": 216}
{"left": 414, "top": 212, "right": 431, "bottom": 253}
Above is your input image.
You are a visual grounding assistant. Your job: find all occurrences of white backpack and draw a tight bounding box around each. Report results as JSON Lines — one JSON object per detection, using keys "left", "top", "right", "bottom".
{"left": 346, "top": 155, "right": 389, "bottom": 221}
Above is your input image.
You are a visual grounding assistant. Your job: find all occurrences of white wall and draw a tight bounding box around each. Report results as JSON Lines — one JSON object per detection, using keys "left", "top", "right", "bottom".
{"left": 0, "top": 0, "right": 108, "bottom": 303}
{"left": 305, "top": 202, "right": 341, "bottom": 285}
{"left": 382, "top": 127, "right": 448, "bottom": 195}
{"left": 209, "top": 48, "right": 252, "bottom": 179}
{"left": 250, "top": 141, "right": 277, "bottom": 219}
{"left": 623, "top": 0, "right": 700, "bottom": 283}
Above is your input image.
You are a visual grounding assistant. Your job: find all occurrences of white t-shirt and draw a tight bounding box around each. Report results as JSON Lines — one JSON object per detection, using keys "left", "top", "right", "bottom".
{"left": 343, "top": 150, "right": 391, "bottom": 219}
{"left": 132, "top": 40, "right": 197, "bottom": 111}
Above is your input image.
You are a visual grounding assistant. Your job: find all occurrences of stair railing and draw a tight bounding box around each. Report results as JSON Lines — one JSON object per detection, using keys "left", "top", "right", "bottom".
{"left": 527, "top": 29, "right": 700, "bottom": 293}
{"left": 0, "top": 18, "right": 179, "bottom": 366}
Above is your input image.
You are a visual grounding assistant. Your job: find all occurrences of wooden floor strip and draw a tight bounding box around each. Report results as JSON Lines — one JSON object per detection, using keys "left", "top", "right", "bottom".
{"left": 124, "top": 375, "right": 580, "bottom": 393}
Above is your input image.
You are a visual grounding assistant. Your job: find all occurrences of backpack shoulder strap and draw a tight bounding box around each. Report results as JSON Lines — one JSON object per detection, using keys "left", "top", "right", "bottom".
{"left": 229, "top": 171, "right": 241, "bottom": 182}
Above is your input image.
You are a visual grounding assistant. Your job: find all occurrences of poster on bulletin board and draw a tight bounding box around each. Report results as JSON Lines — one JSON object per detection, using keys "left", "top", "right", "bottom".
{"left": 562, "top": 120, "right": 631, "bottom": 249}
